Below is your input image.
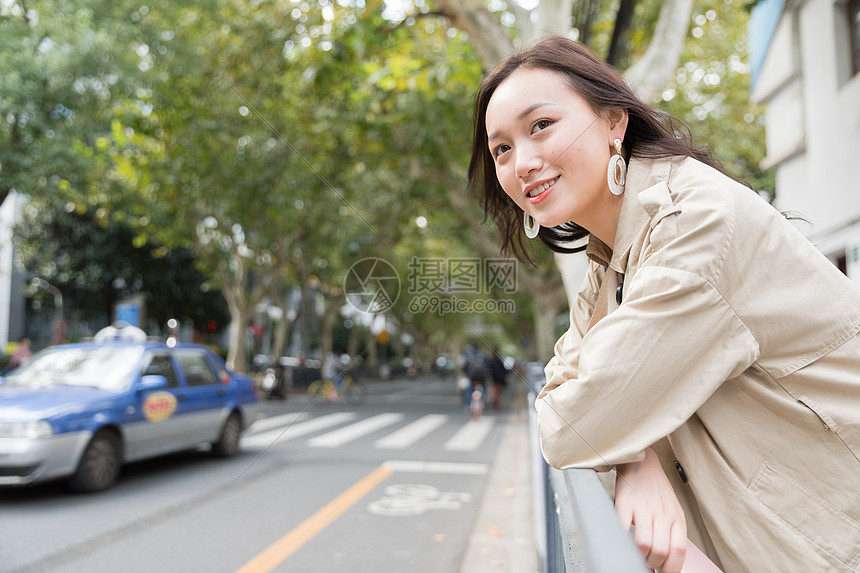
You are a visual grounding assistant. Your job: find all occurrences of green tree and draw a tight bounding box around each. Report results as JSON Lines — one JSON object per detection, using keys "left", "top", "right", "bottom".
{"left": 0, "top": 0, "right": 160, "bottom": 207}
{"left": 656, "top": 0, "right": 773, "bottom": 195}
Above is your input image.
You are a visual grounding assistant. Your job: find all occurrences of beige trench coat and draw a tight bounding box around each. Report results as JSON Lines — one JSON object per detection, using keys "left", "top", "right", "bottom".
{"left": 537, "top": 156, "right": 860, "bottom": 572}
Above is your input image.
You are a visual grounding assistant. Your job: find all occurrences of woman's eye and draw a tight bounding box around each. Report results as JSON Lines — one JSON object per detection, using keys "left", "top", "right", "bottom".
{"left": 492, "top": 144, "right": 510, "bottom": 158}
{"left": 531, "top": 119, "right": 552, "bottom": 133}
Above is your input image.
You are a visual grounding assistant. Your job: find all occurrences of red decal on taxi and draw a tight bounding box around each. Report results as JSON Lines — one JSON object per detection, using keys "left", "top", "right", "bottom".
{"left": 143, "top": 391, "right": 178, "bottom": 422}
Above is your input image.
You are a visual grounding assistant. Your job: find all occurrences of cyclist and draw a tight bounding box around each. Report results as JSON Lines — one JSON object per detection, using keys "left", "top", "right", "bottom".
{"left": 321, "top": 349, "right": 345, "bottom": 388}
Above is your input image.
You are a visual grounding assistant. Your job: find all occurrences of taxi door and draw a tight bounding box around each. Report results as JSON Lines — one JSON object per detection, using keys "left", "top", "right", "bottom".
{"left": 171, "top": 348, "right": 228, "bottom": 444}
{"left": 125, "top": 351, "right": 192, "bottom": 460}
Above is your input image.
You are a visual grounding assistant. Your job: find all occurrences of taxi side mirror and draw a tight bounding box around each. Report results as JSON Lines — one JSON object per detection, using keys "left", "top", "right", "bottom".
{"left": 139, "top": 374, "right": 168, "bottom": 390}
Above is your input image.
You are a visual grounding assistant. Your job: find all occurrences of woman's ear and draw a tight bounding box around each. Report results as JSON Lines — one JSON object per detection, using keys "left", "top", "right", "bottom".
{"left": 606, "top": 108, "right": 629, "bottom": 141}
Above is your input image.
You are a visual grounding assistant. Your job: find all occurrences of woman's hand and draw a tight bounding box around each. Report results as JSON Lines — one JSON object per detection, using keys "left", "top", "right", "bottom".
{"left": 615, "top": 447, "right": 687, "bottom": 573}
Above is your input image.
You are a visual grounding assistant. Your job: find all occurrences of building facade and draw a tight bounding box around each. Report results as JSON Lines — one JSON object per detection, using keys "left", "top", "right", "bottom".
{"left": 750, "top": 0, "right": 860, "bottom": 277}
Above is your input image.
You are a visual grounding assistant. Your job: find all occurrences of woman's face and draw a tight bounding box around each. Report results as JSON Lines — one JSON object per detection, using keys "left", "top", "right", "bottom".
{"left": 485, "top": 67, "right": 625, "bottom": 238}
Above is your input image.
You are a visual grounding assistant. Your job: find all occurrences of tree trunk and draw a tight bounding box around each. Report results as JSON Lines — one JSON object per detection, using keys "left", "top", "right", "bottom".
{"left": 606, "top": 0, "right": 639, "bottom": 66}
{"left": 364, "top": 328, "right": 379, "bottom": 369}
{"left": 531, "top": 278, "right": 567, "bottom": 363}
{"left": 225, "top": 300, "right": 250, "bottom": 373}
{"left": 271, "top": 307, "right": 291, "bottom": 359}
{"left": 347, "top": 323, "right": 360, "bottom": 362}
{"left": 554, "top": 252, "right": 591, "bottom": 309}
{"left": 216, "top": 247, "right": 266, "bottom": 373}
{"left": 318, "top": 291, "right": 344, "bottom": 358}
{"left": 394, "top": 327, "right": 406, "bottom": 367}
{"left": 435, "top": 0, "right": 515, "bottom": 68}
{"left": 578, "top": 0, "right": 600, "bottom": 46}
{"left": 622, "top": 0, "right": 694, "bottom": 101}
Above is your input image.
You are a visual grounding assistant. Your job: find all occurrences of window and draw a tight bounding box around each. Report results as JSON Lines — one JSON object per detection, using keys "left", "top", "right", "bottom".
{"left": 851, "top": 0, "right": 860, "bottom": 75}
{"left": 835, "top": 251, "right": 849, "bottom": 275}
{"left": 833, "top": 0, "right": 860, "bottom": 80}
{"left": 836, "top": 0, "right": 860, "bottom": 83}
{"left": 175, "top": 350, "right": 217, "bottom": 386}
{"left": 142, "top": 353, "right": 180, "bottom": 387}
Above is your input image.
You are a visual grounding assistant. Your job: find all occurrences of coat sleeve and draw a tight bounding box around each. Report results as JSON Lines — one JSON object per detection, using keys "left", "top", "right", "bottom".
{"left": 535, "top": 264, "right": 760, "bottom": 470}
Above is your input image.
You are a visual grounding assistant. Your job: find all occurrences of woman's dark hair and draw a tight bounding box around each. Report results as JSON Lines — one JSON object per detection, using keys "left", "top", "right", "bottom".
{"left": 469, "top": 36, "right": 716, "bottom": 265}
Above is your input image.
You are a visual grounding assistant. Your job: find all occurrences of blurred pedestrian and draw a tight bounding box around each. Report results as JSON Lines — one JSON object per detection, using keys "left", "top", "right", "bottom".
{"left": 9, "top": 336, "right": 32, "bottom": 369}
{"left": 461, "top": 344, "right": 487, "bottom": 409}
{"left": 469, "top": 35, "right": 860, "bottom": 573}
{"left": 487, "top": 350, "right": 507, "bottom": 409}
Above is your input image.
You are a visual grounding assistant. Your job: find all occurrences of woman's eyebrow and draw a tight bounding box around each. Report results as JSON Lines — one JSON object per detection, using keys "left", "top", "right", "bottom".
{"left": 518, "top": 102, "right": 552, "bottom": 120}
{"left": 488, "top": 102, "right": 553, "bottom": 141}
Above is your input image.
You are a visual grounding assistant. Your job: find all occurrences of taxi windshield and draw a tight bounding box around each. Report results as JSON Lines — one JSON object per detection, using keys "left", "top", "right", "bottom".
{"left": 3, "top": 346, "right": 145, "bottom": 392}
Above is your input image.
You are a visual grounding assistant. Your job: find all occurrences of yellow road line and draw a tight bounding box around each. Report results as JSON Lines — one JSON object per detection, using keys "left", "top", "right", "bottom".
{"left": 236, "top": 465, "right": 395, "bottom": 573}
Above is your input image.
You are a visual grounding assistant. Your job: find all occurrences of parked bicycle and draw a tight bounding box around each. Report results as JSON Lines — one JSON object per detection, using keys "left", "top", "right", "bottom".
{"left": 306, "top": 374, "right": 367, "bottom": 405}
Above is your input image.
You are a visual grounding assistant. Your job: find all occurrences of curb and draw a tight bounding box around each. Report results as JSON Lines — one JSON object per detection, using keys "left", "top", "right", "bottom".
{"left": 459, "top": 392, "right": 540, "bottom": 573}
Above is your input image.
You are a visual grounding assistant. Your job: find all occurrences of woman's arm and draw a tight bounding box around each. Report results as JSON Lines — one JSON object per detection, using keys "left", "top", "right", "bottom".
{"left": 616, "top": 447, "right": 687, "bottom": 573}
{"left": 537, "top": 265, "right": 760, "bottom": 469}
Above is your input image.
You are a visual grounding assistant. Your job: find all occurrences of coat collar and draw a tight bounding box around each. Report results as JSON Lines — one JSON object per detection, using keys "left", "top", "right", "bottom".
{"left": 584, "top": 155, "right": 679, "bottom": 273}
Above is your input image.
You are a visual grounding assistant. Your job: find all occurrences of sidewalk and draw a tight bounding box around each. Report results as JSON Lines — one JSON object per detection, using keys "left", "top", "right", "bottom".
{"left": 460, "top": 387, "right": 540, "bottom": 573}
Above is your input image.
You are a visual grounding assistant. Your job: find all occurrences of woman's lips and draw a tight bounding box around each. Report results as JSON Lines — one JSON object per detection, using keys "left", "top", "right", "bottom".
{"left": 527, "top": 176, "right": 558, "bottom": 205}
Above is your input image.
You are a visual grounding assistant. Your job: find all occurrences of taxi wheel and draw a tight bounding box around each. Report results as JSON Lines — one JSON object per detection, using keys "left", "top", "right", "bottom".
{"left": 70, "top": 431, "right": 121, "bottom": 492}
{"left": 212, "top": 412, "right": 241, "bottom": 457}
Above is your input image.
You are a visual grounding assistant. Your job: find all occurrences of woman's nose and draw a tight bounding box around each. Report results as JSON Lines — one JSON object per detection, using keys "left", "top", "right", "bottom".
{"left": 515, "top": 145, "right": 542, "bottom": 179}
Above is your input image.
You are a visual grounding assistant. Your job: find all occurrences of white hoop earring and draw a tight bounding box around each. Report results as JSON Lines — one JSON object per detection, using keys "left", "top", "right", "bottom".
{"left": 523, "top": 211, "right": 539, "bottom": 239}
{"left": 607, "top": 138, "right": 626, "bottom": 196}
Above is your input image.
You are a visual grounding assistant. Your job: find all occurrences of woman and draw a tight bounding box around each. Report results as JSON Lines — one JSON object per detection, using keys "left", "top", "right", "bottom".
{"left": 469, "top": 36, "right": 860, "bottom": 573}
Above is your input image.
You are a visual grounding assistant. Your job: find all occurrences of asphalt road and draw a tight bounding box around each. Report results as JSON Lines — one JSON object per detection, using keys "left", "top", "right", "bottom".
{"left": 0, "top": 375, "right": 512, "bottom": 573}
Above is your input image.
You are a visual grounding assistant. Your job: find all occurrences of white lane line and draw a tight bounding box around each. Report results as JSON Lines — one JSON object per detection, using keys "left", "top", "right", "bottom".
{"left": 241, "top": 412, "right": 357, "bottom": 449}
{"left": 388, "top": 380, "right": 452, "bottom": 395}
{"left": 374, "top": 414, "right": 450, "bottom": 449}
{"left": 381, "top": 380, "right": 457, "bottom": 402}
{"left": 443, "top": 417, "right": 495, "bottom": 451}
{"left": 246, "top": 412, "right": 305, "bottom": 434}
{"left": 308, "top": 413, "right": 404, "bottom": 448}
{"left": 381, "top": 395, "right": 460, "bottom": 405}
{"left": 381, "top": 460, "right": 488, "bottom": 475}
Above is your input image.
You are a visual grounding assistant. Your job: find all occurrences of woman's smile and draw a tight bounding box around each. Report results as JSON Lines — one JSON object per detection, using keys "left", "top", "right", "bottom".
{"left": 526, "top": 175, "right": 559, "bottom": 203}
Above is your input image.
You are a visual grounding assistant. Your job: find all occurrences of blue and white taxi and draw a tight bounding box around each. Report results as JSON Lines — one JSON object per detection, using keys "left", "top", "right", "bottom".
{"left": 0, "top": 336, "right": 259, "bottom": 492}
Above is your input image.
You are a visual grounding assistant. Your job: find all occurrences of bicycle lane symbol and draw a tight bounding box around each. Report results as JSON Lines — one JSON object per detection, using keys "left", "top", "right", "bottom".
{"left": 366, "top": 484, "right": 472, "bottom": 517}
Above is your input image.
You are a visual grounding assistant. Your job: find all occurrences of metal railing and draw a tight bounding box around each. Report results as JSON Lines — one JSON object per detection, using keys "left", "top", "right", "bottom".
{"left": 527, "top": 364, "right": 648, "bottom": 573}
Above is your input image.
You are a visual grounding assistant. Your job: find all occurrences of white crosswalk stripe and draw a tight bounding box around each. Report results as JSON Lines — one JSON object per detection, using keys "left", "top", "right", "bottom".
{"left": 243, "top": 411, "right": 496, "bottom": 452}
{"left": 443, "top": 417, "right": 495, "bottom": 451}
{"left": 241, "top": 412, "right": 357, "bottom": 449}
{"left": 308, "top": 413, "right": 404, "bottom": 448}
{"left": 246, "top": 412, "right": 305, "bottom": 434}
{"left": 374, "top": 414, "right": 450, "bottom": 449}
